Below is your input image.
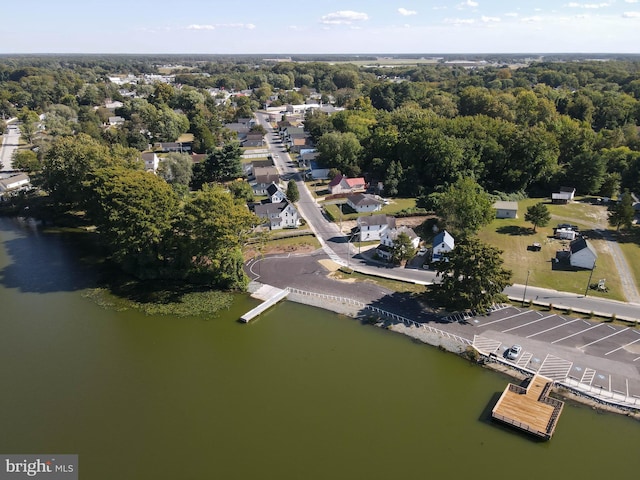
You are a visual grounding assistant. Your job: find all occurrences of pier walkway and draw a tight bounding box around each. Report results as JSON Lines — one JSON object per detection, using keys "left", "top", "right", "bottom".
{"left": 240, "top": 284, "right": 289, "bottom": 323}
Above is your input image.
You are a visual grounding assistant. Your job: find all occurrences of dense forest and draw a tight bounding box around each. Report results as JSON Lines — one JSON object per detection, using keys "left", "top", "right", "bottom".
{"left": 2, "top": 54, "right": 639, "bottom": 285}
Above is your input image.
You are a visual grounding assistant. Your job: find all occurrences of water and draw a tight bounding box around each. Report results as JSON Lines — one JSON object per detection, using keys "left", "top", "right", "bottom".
{"left": 0, "top": 217, "right": 638, "bottom": 479}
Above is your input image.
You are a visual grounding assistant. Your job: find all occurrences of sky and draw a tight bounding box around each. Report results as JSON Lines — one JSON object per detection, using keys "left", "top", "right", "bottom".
{"left": 1, "top": 0, "right": 639, "bottom": 54}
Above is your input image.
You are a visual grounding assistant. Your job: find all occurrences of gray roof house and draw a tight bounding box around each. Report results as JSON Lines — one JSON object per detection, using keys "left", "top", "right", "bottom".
{"left": 569, "top": 238, "right": 597, "bottom": 270}
{"left": 254, "top": 201, "right": 299, "bottom": 230}
{"left": 493, "top": 201, "right": 518, "bottom": 219}
{"left": 356, "top": 214, "right": 396, "bottom": 242}
{"left": 432, "top": 230, "right": 455, "bottom": 262}
{"left": 346, "top": 193, "right": 383, "bottom": 213}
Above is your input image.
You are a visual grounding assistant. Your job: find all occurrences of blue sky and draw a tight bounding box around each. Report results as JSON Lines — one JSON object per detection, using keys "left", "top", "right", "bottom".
{"left": 2, "top": 1, "right": 639, "bottom": 54}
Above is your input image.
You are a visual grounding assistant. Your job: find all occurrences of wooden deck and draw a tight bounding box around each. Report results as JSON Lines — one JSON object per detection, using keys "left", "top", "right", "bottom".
{"left": 491, "top": 374, "right": 564, "bottom": 440}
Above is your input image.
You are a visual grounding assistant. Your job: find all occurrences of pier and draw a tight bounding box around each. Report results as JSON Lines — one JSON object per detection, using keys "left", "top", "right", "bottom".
{"left": 491, "top": 374, "right": 564, "bottom": 440}
{"left": 240, "top": 284, "right": 289, "bottom": 323}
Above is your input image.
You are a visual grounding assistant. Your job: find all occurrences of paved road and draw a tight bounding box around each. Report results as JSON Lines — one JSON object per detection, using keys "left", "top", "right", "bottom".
{"left": 254, "top": 111, "right": 640, "bottom": 322}
{"left": 0, "top": 121, "right": 20, "bottom": 171}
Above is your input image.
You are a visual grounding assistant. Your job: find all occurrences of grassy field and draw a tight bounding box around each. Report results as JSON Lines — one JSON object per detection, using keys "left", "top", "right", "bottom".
{"left": 477, "top": 197, "right": 632, "bottom": 301}
{"left": 617, "top": 228, "right": 640, "bottom": 291}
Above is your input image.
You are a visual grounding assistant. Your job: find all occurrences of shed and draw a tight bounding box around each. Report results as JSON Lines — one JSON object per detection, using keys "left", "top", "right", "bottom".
{"left": 493, "top": 201, "right": 518, "bottom": 219}
{"left": 569, "top": 238, "right": 597, "bottom": 270}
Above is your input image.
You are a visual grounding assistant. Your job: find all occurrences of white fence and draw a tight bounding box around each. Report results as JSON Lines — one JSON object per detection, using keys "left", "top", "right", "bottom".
{"left": 286, "top": 287, "right": 472, "bottom": 346}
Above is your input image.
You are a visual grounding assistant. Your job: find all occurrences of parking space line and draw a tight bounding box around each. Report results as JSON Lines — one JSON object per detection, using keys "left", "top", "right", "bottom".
{"left": 478, "top": 310, "right": 531, "bottom": 327}
{"left": 580, "top": 368, "right": 596, "bottom": 385}
{"left": 578, "top": 327, "right": 628, "bottom": 349}
{"left": 516, "top": 352, "right": 532, "bottom": 368}
{"left": 551, "top": 323, "right": 604, "bottom": 344}
{"left": 634, "top": 356, "right": 640, "bottom": 362}
{"left": 501, "top": 314, "right": 556, "bottom": 333}
{"left": 604, "top": 337, "right": 640, "bottom": 356}
{"left": 526, "top": 318, "right": 581, "bottom": 338}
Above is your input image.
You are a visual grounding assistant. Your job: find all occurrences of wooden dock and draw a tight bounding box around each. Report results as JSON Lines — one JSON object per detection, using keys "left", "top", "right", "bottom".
{"left": 491, "top": 374, "right": 564, "bottom": 440}
{"left": 240, "top": 284, "right": 289, "bottom": 323}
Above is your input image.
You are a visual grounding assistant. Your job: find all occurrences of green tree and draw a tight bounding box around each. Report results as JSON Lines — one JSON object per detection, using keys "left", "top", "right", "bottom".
{"left": 391, "top": 232, "right": 415, "bottom": 266}
{"left": 12, "top": 149, "right": 40, "bottom": 172}
{"left": 227, "top": 180, "right": 254, "bottom": 203}
{"left": 176, "top": 185, "right": 257, "bottom": 289}
{"left": 85, "top": 166, "right": 179, "bottom": 278}
{"left": 316, "top": 131, "right": 363, "bottom": 177}
{"left": 524, "top": 202, "right": 551, "bottom": 232}
{"left": 193, "top": 142, "right": 244, "bottom": 187}
{"left": 431, "top": 177, "right": 494, "bottom": 237}
{"left": 286, "top": 179, "right": 299, "bottom": 203}
{"left": 157, "top": 152, "right": 193, "bottom": 188}
{"left": 434, "top": 237, "right": 512, "bottom": 313}
{"left": 608, "top": 191, "right": 635, "bottom": 231}
{"left": 17, "top": 107, "right": 40, "bottom": 144}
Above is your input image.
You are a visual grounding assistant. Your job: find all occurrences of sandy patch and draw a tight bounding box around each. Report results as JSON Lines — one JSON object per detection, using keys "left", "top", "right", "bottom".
{"left": 318, "top": 259, "right": 341, "bottom": 272}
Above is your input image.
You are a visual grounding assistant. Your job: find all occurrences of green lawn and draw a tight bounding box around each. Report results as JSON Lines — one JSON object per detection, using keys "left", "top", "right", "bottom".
{"left": 616, "top": 227, "right": 640, "bottom": 292}
{"left": 478, "top": 198, "right": 625, "bottom": 301}
{"left": 323, "top": 197, "right": 419, "bottom": 221}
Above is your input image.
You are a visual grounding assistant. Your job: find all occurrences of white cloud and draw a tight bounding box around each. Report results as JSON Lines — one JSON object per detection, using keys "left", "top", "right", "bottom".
{"left": 481, "top": 16, "right": 501, "bottom": 22}
{"left": 398, "top": 7, "right": 417, "bottom": 16}
{"left": 464, "top": 0, "right": 479, "bottom": 6}
{"left": 320, "top": 10, "right": 369, "bottom": 25}
{"left": 622, "top": 10, "right": 640, "bottom": 16}
{"left": 624, "top": 0, "right": 639, "bottom": 3}
{"left": 521, "top": 16, "right": 543, "bottom": 22}
{"left": 504, "top": 12, "right": 519, "bottom": 17}
{"left": 187, "top": 24, "right": 215, "bottom": 30}
{"left": 566, "top": 2, "right": 611, "bottom": 8}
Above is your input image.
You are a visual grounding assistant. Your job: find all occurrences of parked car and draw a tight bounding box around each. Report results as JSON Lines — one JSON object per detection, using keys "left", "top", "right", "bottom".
{"left": 506, "top": 344, "right": 522, "bottom": 360}
{"left": 417, "top": 247, "right": 428, "bottom": 256}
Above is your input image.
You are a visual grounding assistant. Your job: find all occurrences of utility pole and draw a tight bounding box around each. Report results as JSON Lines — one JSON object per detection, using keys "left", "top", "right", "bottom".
{"left": 584, "top": 262, "right": 596, "bottom": 297}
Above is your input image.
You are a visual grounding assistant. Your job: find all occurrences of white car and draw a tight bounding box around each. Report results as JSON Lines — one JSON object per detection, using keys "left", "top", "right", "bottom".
{"left": 417, "top": 248, "right": 428, "bottom": 256}
{"left": 506, "top": 344, "right": 522, "bottom": 360}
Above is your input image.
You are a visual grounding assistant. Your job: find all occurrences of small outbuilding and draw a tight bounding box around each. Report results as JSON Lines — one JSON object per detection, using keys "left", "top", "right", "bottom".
{"left": 569, "top": 237, "right": 597, "bottom": 270}
{"left": 493, "top": 201, "right": 518, "bottom": 219}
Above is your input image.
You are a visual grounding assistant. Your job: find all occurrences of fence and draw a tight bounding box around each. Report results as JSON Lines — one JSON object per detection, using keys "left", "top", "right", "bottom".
{"left": 286, "top": 287, "right": 472, "bottom": 346}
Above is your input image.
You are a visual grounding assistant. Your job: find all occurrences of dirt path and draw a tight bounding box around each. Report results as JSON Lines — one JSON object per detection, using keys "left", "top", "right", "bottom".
{"left": 551, "top": 210, "right": 640, "bottom": 304}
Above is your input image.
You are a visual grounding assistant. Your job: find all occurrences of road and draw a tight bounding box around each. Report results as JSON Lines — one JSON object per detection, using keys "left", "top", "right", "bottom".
{"left": 254, "top": 112, "right": 640, "bottom": 321}
{"left": 0, "top": 121, "right": 20, "bottom": 171}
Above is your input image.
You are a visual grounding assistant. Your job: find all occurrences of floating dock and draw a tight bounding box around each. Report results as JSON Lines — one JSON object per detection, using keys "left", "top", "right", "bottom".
{"left": 240, "top": 284, "right": 289, "bottom": 323}
{"left": 491, "top": 374, "right": 564, "bottom": 440}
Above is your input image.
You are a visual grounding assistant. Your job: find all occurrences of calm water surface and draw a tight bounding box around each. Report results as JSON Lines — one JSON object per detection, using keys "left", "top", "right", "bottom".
{"left": 0, "top": 217, "right": 638, "bottom": 479}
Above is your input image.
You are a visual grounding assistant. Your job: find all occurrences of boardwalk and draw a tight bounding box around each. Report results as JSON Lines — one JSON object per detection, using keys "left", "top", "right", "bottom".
{"left": 492, "top": 374, "right": 564, "bottom": 440}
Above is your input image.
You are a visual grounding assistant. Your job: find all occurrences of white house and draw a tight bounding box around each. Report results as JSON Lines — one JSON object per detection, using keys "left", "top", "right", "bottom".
{"left": 569, "top": 238, "right": 597, "bottom": 269}
{"left": 346, "top": 193, "right": 383, "bottom": 213}
{"left": 432, "top": 230, "right": 455, "bottom": 262}
{"left": 266, "top": 182, "right": 287, "bottom": 204}
{"left": 356, "top": 214, "right": 396, "bottom": 242}
{"left": 377, "top": 226, "right": 421, "bottom": 261}
{"left": 141, "top": 152, "right": 160, "bottom": 173}
{"left": 0, "top": 173, "right": 30, "bottom": 193}
{"left": 328, "top": 174, "right": 366, "bottom": 195}
{"left": 251, "top": 166, "right": 280, "bottom": 196}
{"left": 493, "top": 201, "right": 518, "bottom": 219}
{"left": 254, "top": 201, "right": 298, "bottom": 230}
{"left": 552, "top": 186, "right": 576, "bottom": 204}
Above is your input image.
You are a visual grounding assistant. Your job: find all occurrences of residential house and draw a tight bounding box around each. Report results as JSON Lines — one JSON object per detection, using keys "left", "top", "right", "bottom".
{"left": 289, "top": 135, "right": 313, "bottom": 154}
{"left": 493, "top": 201, "right": 518, "bottom": 219}
{"left": 346, "top": 193, "right": 383, "bottom": 213}
{"left": 224, "top": 122, "right": 250, "bottom": 140}
{"left": 141, "top": 152, "right": 160, "bottom": 173}
{"left": 266, "top": 183, "right": 287, "bottom": 204}
{"left": 377, "top": 226, "right": 421, "bottom": 261}
{"left": 251, "top": 166, "right": 280, "bottom": 195}
{"left": 356, "top": 214, "right": 396, "bottom": 242}
{"left": 153, "top": 142, "right": 191, "bottom": 153}
{"left": 254, "top": 201, "right": 299, "bottom": 230}
{"left": 0, "top": 173, "right": 31, "bottom": 193}
{"left": 552, "top": 186, "right": 576, "bottom": 204}
{"left": 432, "top": 230, "right": 455, "bottom": 262}
{"left": 242, "top": 133, "right": 264, "bottom": 147}
{"left": 108, "top": 116, "right": 125, "bottom": 127}
{"left": 328, "top": 174, "right": 366, "bottom": 195}
{"left": 305, "top": 160, "right": 330, "bottom": 180}
{"left": 569, "top": 238, "right": 597, "bottom": 270}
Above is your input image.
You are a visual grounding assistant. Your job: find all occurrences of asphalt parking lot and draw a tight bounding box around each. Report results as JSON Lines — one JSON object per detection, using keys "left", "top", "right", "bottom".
{"left": 468, "top": 306, "right": 640, "bottom": 403}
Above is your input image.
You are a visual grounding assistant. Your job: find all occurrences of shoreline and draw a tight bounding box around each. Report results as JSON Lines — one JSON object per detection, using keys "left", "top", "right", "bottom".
{"left": 284, "top": 289, "right": 640, "bottom": 421}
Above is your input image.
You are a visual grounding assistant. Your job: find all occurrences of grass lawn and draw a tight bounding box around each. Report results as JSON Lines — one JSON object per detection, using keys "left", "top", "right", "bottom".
{"left": 478, "top": 198, "right": 625, "bottom": 302}
{"left": 323, "top": 197, "right": 419, "bottom": 221}
{"left": 332, "top": 270, "right": 426, "bottom": 294}
{"left": 616, "top": 226, "right": 640, "bottom": 291}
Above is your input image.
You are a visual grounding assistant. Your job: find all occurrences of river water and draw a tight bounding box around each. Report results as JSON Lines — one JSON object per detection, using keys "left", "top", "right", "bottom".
{"left": 0, "top": 217, "right": 638, "bottom": 479}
